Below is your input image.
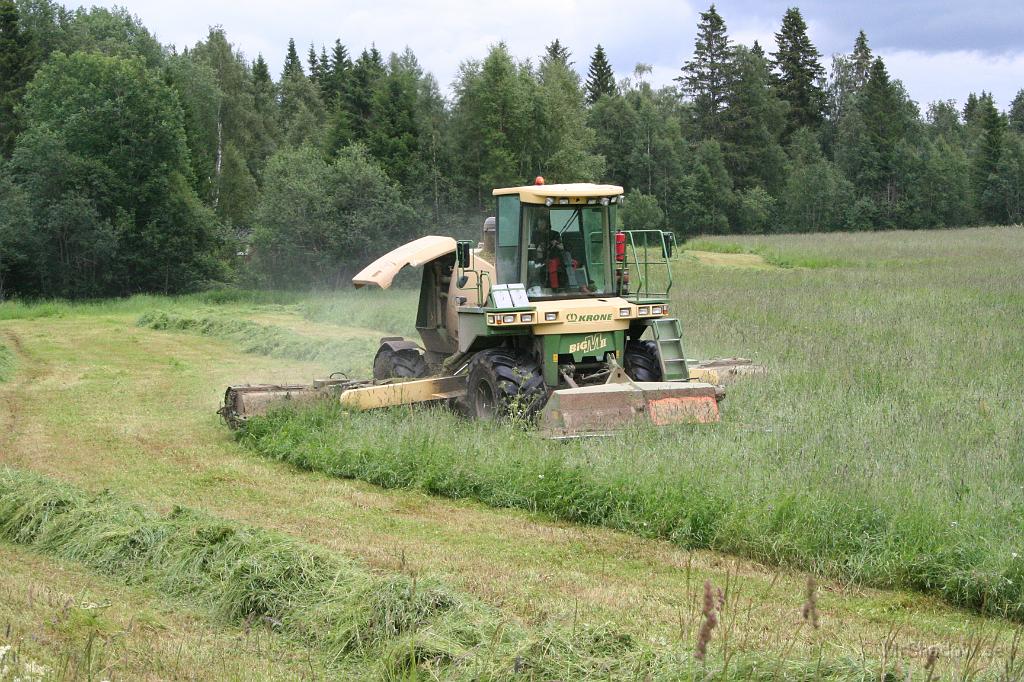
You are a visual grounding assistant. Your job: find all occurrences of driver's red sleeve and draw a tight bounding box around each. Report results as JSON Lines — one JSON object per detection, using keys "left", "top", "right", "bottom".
{"left": 547, "top": 258, "right": 559, "bottom": 288}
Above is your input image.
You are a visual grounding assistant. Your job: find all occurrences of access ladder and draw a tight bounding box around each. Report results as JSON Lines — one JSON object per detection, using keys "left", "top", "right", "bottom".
{"left": 650, "top": 317, "right": 689, "bottom": 381}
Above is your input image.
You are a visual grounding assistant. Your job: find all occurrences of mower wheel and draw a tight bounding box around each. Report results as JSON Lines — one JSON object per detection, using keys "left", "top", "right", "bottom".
{"left": 373, "top": 345, "right": 429, "bottom": 380}
{"left": 624, "top": 340, "right": 663, "bottom": 382}
{"left": 465, "top": 349, "right": 547, "bottom": 421}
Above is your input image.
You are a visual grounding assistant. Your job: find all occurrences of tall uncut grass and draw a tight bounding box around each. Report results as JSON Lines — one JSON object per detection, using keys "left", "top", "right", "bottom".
{"left": 239, "top": 227, "right": 1024, "bottom": 622}
{"left": 240, "top": 404, "right": 1024, "bottom": 622}
{"left": 0, "top": 467, "right": 885, "bottom": 679}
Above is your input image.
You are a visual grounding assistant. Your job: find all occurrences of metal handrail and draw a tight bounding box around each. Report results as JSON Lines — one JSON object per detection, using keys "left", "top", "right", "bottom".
{"left": 622, "top": 230, "right": 673, "bottom": 301}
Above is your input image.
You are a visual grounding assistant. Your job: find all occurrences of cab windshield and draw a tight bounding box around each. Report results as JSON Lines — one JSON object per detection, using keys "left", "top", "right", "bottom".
{"left": 524, "top": 204, "right": 612, "bottom": 299}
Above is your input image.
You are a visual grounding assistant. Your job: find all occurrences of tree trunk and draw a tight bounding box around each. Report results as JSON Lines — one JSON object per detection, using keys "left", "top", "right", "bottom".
{"left": 213, "top": 107, "right": 223, "bottom": 209}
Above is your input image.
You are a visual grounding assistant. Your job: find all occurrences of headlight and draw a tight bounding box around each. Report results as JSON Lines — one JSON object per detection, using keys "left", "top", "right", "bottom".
{"left": 544, "top": 312, "right": 558, "bottom": 321}
{"left": 502, "top": 314, "right": 516, "bottom": 323}
{"left": 651, "top": 305, "right": 663, "bottom": 315}
{"left": 487, "top": 315, "right": 496, "bottom": 324}
{"left": 638, "top": 306, "right": 650, "bottom": 316}
{"left": 520, "top": 313, "right": 534, "bottom": 323}
{"left": 619, "top": 307, "right": 631, "bottom": 317}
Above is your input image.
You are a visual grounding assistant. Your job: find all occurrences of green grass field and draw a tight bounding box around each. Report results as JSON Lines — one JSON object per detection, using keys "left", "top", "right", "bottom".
{"left": 1, "top": 225, "right": 1022, "bottom": 679}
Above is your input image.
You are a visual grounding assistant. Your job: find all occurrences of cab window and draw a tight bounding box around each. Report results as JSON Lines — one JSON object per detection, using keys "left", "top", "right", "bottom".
{"left": 523, "top": 204, "right": 611, "bottom": 298}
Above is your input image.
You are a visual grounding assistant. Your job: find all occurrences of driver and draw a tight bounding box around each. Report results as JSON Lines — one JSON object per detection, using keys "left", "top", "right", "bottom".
{"left": 533, "top": 213, "right": 571, "bottom": 290}
{"left": 536, "top": 214, "right": 563, "bottom": 262}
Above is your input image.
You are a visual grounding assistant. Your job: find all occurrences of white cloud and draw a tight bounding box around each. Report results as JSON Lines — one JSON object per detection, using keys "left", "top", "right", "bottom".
{"left": 880, "top": 49, "right": 1024, "bottom": 110}
{"left": 57, "top": 0, "right": 1024, "bottom": 110}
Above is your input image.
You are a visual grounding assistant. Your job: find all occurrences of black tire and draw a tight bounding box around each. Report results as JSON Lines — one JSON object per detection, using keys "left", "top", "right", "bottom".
{"left": 624, "top": 340, "right": 663, "bottom": 382}
{"left": 465, "top": 348, "right": 547, "bottom": 421}
{"left": 373, "top": 345, "right": 429, "bottom": 380}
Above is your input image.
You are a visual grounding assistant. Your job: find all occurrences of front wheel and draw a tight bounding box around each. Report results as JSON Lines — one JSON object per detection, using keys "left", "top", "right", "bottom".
{"left": 465, "top": 348, "right": 547, "bottom": 421}
{"left": 623, "top": 340, "right": 663, "bottom": 382}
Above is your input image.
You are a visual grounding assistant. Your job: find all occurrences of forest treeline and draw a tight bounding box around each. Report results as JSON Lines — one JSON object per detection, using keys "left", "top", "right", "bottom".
{"left": 0, "top": 1, "right": 1022, "bottom": 297}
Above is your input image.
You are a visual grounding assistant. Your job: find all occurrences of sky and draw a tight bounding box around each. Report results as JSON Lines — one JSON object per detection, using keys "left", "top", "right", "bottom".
{"left": 58, "top": 0, "right": 1024, "bottom": 112}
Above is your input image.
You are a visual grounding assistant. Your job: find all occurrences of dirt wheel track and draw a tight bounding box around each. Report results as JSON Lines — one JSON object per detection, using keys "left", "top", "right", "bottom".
{"left": 0, "top": 328, "right": 43, "bottom": 454}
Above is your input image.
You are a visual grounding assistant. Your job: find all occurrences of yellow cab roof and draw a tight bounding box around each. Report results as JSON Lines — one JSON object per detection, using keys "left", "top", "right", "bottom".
{"left": 493, "top": 182, "right": 624, "bottom": 205}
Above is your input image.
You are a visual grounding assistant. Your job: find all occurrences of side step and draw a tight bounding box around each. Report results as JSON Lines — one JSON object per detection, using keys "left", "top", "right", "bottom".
{"left": 650, "top": 317, "right": 689, "bottom": 381}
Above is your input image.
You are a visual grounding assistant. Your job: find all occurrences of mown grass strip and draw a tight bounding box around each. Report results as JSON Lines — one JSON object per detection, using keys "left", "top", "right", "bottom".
{"left": 0, "top": 467, "right": 896, "bottom": 680}
{"left": 137, "top": 311, "right": 377, "bottom": 371}
{"left": 683, "top": 238, "right": 850, "bottom": 269}
{"left": 238, "top": 404, "right": 1024, "bottom": 624}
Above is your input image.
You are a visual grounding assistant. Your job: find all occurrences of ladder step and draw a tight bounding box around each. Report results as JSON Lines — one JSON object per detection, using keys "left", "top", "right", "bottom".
{"left": 650, "top": 317, "right": 688, "bottom": 380}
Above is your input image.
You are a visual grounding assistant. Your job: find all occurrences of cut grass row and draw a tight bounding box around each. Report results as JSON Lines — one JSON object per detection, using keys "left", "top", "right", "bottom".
{"left": 239, "top": 402, "right": 1024, "bottom": 623}
{"left": 0, "top": 466, "right": 892, "bottom": 680}
{"left": 136, "top": 310, "right": 380, "bottom": 375}
{"left": 0, "top": 543, "right": 316, "bottom": 680}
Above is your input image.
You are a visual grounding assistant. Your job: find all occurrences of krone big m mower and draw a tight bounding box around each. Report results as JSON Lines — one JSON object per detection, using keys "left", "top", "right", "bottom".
{"left": 221, "top": 180, "right": 758, "bottom": 437}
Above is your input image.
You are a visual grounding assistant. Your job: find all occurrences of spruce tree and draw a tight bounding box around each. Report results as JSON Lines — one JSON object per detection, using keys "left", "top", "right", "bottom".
{"left": 0, "top": 0, "right": 30, "bottom": 157}
{"left": 347, "top": 47, "right": 386, "bottom": 141}
{"left": 252, "top": 53, "right": 271, "bottom": 87}
{"left": 282, "top": 38, "right": 303, "bottom": 79}
{"left": 544, "top": 39, "right": 572, "bottom": 67}
{"left": 251, "top": 53, "right": 279, "bottom": 166}
{"left": 771, "top": 7, "right": 825, "bottom": 134}
{"left": 973, "top": 94, "right": 1005, "bottom": 222}
{"left": 963, "top": 92, "right": 981, "bottom": 126}
{"left": 584, "top": 44, "right": 615, "bottom": 104}
{"left": 1009, "top": 89, "right": 1024, "bottom": 135}
{"left": 323, "top": 39, "right": 351, "bottom": 101}
{"left": 677, "top": 4, "right": 731, "bottom": 138}
{"left": 851, "top": 30, "right": 872, "bottom": 89}
{"left": 366, "top": 52, "right": 423, "bottom": 189}
{"left": 837, "top": 57, "right": 912, "bottom": 226}
{"left": 307, "top": 43, "right": 320, "bottom": 83}
{"left": 720, "top": 45, "right": 786, "bottom": 192}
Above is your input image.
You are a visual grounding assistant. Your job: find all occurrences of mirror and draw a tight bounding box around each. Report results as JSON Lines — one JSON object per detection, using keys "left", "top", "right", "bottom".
{"left": 455, "top": 240, "right": 473, "bottom": 268}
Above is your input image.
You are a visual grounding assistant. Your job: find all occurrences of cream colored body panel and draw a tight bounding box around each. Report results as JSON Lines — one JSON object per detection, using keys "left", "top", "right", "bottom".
{"left": 339, "top": 376, "right": 466, "bottom": 410}
{"left": 526, "top": 298, "right": 633, "bottom": 334}
{"left": 484, "top": 297, "right": 667, "bottom": 335}
{"left": 493, "top": 182, "right": 624, "bottom": 205}
{"left": 445, "top": 252, "right": 494, "bottom": 339}
{"left": 352, "top": 235, "right": 457, "bottom": 289}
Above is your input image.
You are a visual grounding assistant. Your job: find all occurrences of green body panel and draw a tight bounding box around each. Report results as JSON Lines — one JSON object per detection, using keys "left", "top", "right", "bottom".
{"left": 541, "top": 330, "right": 625, "bottom": 386}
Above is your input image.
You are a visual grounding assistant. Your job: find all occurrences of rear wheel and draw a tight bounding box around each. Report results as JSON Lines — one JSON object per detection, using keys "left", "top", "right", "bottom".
{"left": 465, "top": 348, "right": 547, "bottom": 421}
{"left": 373, "top": 345, "right": 429, "bottom": 380}
{"left": 624, "top": 340, "right": 662, "bottom": 382}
